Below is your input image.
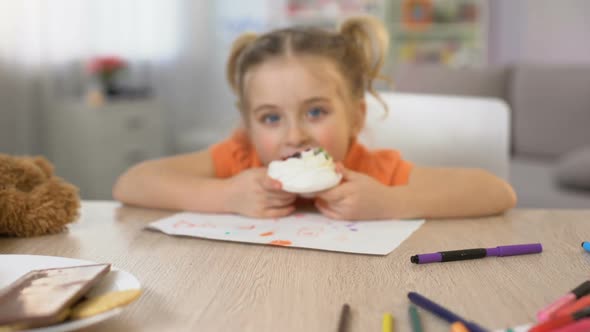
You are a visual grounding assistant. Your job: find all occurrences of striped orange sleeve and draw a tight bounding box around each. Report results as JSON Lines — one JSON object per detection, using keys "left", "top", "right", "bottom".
{"left": 208, "top": 131, "right": 256, "bottom": 178}
{"left": 390, "top": 154, "right": 414, "bottom": 186}
{"left": 209, "top": 138, "right": 235, "bottom": 178}
{"left": 370, "top": 149, "right": 413, "bottom": 186}
{"left": 344, "top": 141, "right": 414, "bottom": 186}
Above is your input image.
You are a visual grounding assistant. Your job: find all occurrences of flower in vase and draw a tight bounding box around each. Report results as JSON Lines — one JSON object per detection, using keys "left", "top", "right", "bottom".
{"left": 87, "top": 56, "right": 127, "bottom": 96}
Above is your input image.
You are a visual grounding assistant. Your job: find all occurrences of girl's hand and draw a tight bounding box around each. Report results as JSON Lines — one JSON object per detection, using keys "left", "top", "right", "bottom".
{"left": 225, "top": 168, "right": 297, "bottom": 218}
{"left": 314, "top": 164, "right": 394, "bottom": 220}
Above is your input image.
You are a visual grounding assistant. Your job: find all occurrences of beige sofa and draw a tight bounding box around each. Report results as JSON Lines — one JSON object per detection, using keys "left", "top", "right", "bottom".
{"left": 394, "top": 64, "right": 590, "bottom": 209}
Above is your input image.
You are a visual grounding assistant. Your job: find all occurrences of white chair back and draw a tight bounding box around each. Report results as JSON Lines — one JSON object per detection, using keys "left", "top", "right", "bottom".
{"left": 359, "top": 92, "right": 510, "bottom": 179}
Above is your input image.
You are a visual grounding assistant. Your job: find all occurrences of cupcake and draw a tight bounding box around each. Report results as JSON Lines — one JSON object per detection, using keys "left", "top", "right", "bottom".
{"left": 268, "top": 148, "right": 342, "bottom": 195}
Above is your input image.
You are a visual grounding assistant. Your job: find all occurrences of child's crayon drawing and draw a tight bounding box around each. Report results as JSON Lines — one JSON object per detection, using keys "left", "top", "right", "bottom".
{"left": 173, "top": 220, "right": 216, "bottom": 229}
{"left": 148, "top": 212, "right": 424, "bottom": 255}
{"left": 238, "top": 225, "right": 256, "bottom": 230}
{"left": 297, "top": 226, "right": 324, "bottom": 238}
{"left": 269, "top": 240, "right": 292, "bottom": 246}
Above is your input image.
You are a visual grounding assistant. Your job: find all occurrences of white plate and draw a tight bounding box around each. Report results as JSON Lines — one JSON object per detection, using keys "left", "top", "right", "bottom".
{"left": 0, "top": 254, "right": 141, "bottom": 332}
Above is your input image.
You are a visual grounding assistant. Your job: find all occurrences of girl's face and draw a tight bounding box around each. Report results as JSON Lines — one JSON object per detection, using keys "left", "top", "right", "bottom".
{"left": 242, "top": 55, "right": 365, "bottom": 165}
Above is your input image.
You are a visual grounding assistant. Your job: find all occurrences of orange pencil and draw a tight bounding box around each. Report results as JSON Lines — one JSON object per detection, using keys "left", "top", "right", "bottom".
{"left": 451, "top": 321, "right": 470, "bottom": 332}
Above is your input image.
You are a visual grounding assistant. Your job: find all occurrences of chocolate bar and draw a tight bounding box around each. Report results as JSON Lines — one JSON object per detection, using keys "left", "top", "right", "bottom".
{"left": 0, "top": 263, "right": 111, "bottom": 328}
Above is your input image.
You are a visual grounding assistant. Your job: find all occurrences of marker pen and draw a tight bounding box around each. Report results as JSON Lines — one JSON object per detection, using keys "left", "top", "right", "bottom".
{"left": 552, "top": 319, "right": 590, "bottom": 332}
{"left": 531, "top": 307, "right": 590, "bottom": 332}
{"left": 554, "top": 295, "right": 590, "bottom": 318}
{"left": 410, "top": 243, "right": 542, "bottom": 264}
{"left": 537, "top": 281, "right": 590, "bottom": 321}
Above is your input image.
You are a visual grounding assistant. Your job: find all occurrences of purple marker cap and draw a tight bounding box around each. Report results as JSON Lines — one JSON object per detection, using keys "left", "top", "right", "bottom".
{"left": 410, "top": 253, "right": 442, "bottom": 264}
{"left": 486, "top": 243, "right": 543, "bottom": 257}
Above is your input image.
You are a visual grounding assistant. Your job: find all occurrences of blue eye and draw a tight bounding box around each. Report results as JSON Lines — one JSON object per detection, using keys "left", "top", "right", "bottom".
{"left": 307, "top": 107, "right": 325, "bottom": 118}
{"left": 262, "top": 114, "right": 280, "bottom": 124}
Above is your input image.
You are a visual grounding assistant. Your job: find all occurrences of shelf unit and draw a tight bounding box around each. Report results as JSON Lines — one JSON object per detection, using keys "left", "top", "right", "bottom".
{"left": 268, "top": 0, "right": 385, "bottom": 29}
{"left": 267, "top": 0, "right": 487, "bottom": 70}
{"left": 47, "top": 99, "right": 166, "bottom": 200}
{"left": 385, "top": 0, "right": 487, "bottom": 68}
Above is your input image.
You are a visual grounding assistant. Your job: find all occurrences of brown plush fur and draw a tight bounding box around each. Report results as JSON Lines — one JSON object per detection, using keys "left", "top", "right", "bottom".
{"left": 0, "top": 154, "right": 80, "bottom": 237}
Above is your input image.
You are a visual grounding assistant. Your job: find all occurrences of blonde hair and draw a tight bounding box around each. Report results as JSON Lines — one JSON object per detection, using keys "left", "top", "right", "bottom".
{"left": 226, "top": 16, "right": 390, "bottom": 112}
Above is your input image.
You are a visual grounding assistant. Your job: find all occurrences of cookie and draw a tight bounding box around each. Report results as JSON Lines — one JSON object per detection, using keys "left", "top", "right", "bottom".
{"left": 70, "top": 289, "right": 141, "bottom": 319}
{"left": 0, "top": 264, "right": 110, "bottom": 328}
{"left": 268, "top": 147, "right": 342, "bottom": 194}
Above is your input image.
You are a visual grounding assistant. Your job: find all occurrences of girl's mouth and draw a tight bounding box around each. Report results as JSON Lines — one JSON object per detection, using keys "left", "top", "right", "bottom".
{"left": 280, "top": 147, "right": 329, "bottom": 161}
{"left": 281, "top": 147, "right": 314, "bottom": 160}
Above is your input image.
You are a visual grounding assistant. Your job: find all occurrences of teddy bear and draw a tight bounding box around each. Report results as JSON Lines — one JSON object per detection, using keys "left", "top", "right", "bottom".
{"left": 0, "top": 153, "right": 80, "bottom": 237}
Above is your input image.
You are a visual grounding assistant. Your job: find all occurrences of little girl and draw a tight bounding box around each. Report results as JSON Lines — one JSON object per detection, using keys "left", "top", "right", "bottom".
{"left": 113, "top": 16, "right": 516, "bottom": 220}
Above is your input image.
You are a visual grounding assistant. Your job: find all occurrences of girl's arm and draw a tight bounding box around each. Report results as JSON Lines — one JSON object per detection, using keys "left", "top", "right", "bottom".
{"left": 315, "top": 166, "right": 517, "bottom": 220}
{"left": 112, "top": 150, "right": 232, "bottom": 212}
{"left": 388, "top": 166, "right": 517, "bottom": 219}
{"left": 113, "top": 150, "right": 297, "bottom": 217}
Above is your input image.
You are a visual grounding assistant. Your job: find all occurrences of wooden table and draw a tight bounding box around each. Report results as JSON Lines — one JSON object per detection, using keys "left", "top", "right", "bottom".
{"left": 2, "top": 201, "right": 590, "bottom": 331}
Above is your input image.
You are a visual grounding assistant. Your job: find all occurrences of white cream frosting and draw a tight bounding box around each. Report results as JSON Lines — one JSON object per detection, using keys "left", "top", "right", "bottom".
{"left": 267, "top": 148, "right": 342, "bottom": 194}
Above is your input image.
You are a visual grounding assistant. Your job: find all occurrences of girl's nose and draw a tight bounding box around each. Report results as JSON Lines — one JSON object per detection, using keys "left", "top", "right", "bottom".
{"left": 286, "top": 123, "right": 310, "bottom": 147}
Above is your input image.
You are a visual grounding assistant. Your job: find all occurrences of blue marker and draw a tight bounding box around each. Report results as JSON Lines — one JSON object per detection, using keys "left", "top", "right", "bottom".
{"left": 408, "top": 292, "right": 489, "bottom": 332}
{"left": 581, "top": 241, "right": 590, "bottom": 253}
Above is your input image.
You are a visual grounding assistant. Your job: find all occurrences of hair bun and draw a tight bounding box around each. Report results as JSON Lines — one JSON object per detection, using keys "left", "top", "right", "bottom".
{"left": 226, "top": 32, "right": 258, "bottom": 94}
{"left": 339, "top": 16, "right": 388, "bottom": 79}
{"left": 339, "top": 16, "right": 390, "bottom": 113}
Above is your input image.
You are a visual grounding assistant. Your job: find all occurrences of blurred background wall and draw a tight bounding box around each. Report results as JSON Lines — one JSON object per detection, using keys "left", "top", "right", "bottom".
{"left": 1, "top": 0, "right": 589, "bottom": 200}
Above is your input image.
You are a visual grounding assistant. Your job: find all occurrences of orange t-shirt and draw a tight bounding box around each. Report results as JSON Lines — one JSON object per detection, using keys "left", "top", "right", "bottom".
{"left": 209, "top": 131, "right": 413, "bottom": 186}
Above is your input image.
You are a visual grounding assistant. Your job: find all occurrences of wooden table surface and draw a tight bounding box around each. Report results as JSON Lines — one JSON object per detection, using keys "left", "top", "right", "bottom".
{"left": 2, "top": 201, "right": 590, "bottom": 332}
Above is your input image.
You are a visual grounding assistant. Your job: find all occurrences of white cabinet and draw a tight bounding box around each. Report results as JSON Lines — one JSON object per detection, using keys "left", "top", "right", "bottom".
{"left": 47, "top": 100, "right": 166, "bottom": 200}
